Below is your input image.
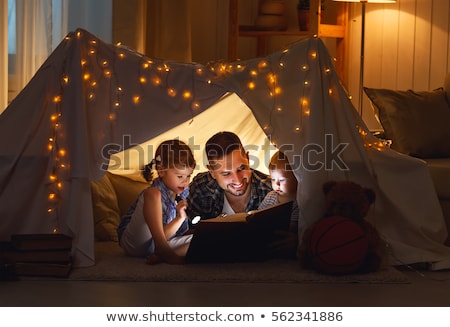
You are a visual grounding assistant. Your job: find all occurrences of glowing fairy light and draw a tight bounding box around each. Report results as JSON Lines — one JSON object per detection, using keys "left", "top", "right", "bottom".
{"left": 192, "top": 102, "right": 200, "bottom": 110}
{"left": 267, "top": 73, "right": 276, "bottom": 85}
{"left": 62, "top": 76, "right": 69, "bottom": 85}
{"left": 118, "top": 53, "right": 125, "bottom": 59}
{"left": 83, "top": 73, "right": 90, "bottom": 80}
{"left": 58, "top": 149, "right": 66, "bottom": 157}
{"left": 133, "top": 95, "right": 141, "bottom": 104}
{"left": 114, "top": 101, "right": 120, "bottom": 108}
{"left": 183, "top": 91, "right": 192, "bottom": 99}
{"left": 152, "top": 76, "right": 161, "bottom": 86}
{"left": 50, "top": 114, "right": 58, "bottom": 121}
{"left": 311, "top": 51, "right": 317, "bottom": 59}
{"left": 248, "top": 81, "right": 256, "bottom": 90}
{"left": 49, "top": 174, "right": 57, "bottom": 182}
{"left": 139, "top": 76, "right": 147, "bottom": 84}
{"left": 53, "top": 95, "right": 62, "bottom": 103}
{"left": 102, "top": 60, "right": 108, "bottom": 66}
{"left": 250, "top": 70, "right": 257, "bottom": 76}
{"left": 90, "top": 40, "right": 97, "bottom": 45}
{"left": 258, "top": 60, "right": 268, "bottom": 69}
{"left": 76, "top": 31, "right": 81, "bottom": 38}
{"left": 304, "top": 80, "right": 309, "bottom": 85}
{"left": 104, "top": 70, "right": 111, "bottom": 77}
{"left": 167, "top": 88, "right": 176, "bottom": 97}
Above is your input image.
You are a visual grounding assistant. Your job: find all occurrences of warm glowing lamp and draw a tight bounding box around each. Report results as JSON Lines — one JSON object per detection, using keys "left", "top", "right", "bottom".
{"left": 333, "top": 0, "right": 396, "bottom": 116}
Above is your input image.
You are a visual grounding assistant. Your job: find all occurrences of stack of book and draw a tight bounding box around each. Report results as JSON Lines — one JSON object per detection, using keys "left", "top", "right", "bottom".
{"left": 1, "top": 234, "right": 73, "bottom": 278}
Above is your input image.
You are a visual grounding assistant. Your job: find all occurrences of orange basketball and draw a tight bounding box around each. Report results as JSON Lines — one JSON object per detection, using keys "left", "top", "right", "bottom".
{"left": 307, "top": 216, "right": 369, "bottom": 275}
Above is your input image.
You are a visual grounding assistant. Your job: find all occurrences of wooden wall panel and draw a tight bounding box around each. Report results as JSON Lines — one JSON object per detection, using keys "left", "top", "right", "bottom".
{"left": 396, "top": 0, "right": 415, "bottom": 90}
{"left": 346, "top": 0, "right": 450, "bottom": 129}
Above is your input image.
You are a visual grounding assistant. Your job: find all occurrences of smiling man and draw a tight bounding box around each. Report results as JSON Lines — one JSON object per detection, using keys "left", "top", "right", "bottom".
{"left": 187, "top": 131, "right": 272, "bottom": 221}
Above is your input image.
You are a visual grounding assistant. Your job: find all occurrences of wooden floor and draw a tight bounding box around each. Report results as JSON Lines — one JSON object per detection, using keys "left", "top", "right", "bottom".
{"left": 1, "top": 268, "right": 450, "bottom": 307}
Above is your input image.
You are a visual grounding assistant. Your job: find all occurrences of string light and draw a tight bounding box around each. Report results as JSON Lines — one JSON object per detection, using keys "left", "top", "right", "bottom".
{"left": 47, "top": 31, "right": 338, "bottom": 235}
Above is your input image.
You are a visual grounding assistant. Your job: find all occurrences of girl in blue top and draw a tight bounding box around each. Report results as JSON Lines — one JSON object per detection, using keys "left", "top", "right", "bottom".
{"left": 118, "top": 139, "right": 196, "bottom": 264}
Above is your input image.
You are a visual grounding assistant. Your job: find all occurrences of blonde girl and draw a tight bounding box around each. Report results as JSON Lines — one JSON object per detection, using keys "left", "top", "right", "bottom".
{"left": 118, "top": 139, "right": 196, "bottom": 264}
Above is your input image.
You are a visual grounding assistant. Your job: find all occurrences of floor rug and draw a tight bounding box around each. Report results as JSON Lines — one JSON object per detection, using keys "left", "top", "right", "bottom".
{"left": 68, "top": 242, "right": 409, "bottom": 284}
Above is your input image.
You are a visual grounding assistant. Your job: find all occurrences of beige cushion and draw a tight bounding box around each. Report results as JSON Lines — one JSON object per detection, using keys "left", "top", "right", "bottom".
{"left": 364, "top": 87, "right": 450, "bottom": 158}
{"left": 106, "top": 172, "right": 149, "bottom": 217}
{"left": 91, "top": 174, "right": 121, "bottom": 241}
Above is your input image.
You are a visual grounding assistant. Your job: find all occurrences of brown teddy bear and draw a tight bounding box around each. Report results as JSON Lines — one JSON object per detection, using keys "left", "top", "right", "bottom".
{"left": 298, "top": 180, "right": 384, "bottom": 275}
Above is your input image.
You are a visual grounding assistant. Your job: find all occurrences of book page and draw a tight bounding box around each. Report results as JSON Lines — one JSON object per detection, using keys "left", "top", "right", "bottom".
{"left": 203, "top": 212, "right": 249, "bottom": 223}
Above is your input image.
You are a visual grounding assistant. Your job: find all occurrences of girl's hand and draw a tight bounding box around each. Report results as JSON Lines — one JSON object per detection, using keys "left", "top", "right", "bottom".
{"left": 176, "top": 199, "right": 188, "bottom": 220}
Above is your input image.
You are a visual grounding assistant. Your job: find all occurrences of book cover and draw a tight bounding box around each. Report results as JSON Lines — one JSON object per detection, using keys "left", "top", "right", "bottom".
{"left": 11, "top": 233, "right": 72, "bottom": 251}
{"left": 186, "top": 201, "right": 293, "bottom": 263}
{"left": 3, "top": 249, "right": 72, "bottom": 263}
{"left": 14, "top": 261, "right": 72, "bottom": 278}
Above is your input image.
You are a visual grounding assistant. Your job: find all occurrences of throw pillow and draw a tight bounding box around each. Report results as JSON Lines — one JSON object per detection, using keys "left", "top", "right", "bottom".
{"left": 364, "top": 87, "right": 450, "bottom": 158}
{"left": 90, "top": 174, "right": 121, "bottom": 241}
{"left": 106, "top": 171, "right": 150, "bottom": 217}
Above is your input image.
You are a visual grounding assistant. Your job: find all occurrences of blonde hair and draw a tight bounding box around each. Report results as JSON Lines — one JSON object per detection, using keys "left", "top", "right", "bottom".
{"left": 269, "top": 151, "right": 293, "bottom": 172}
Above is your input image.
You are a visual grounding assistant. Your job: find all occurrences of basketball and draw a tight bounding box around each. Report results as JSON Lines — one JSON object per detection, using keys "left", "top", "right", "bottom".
{"left": 307, "top": 216, "right": 369, "bottom": 275}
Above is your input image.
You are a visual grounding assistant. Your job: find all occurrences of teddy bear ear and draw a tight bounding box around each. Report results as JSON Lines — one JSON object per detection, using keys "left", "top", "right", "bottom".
{"left": 323, "top": 180, "right": 337, "bottom": 194}
{"left": 364, "top": 188, "right": 376, "bottom": 204}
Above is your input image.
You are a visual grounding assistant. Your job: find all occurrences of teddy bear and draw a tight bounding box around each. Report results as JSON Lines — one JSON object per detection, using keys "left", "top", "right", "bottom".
{"left": 298, "top": 180, "right": 384, "bottom": 275}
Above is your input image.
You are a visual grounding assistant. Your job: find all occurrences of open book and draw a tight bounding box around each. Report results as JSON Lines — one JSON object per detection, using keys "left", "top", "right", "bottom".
{"left": 185, "top": 201, "right": 293, "bottom": 263}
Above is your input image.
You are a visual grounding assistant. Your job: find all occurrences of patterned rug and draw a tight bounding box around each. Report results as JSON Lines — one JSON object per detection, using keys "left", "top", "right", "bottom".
{"left": 68, "top": 242, "right": 409, "bottom": 284}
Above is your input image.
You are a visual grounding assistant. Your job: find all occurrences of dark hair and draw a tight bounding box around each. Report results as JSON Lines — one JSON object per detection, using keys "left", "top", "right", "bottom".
{"left": 143, "top": 139, "right": 196, "bottom": 182}
{"left": 205, "top": 131, "right": 245, "bottom": 162}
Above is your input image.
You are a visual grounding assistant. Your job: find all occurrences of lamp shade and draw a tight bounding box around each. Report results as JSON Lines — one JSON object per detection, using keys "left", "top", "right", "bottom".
{"left": 333, "top": 0, "right": 396, "bottom": 2}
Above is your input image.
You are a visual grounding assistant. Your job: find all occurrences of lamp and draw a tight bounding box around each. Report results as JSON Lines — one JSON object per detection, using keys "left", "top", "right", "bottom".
{"left": 332, "top": 0, "right": 396, "bottom": 116}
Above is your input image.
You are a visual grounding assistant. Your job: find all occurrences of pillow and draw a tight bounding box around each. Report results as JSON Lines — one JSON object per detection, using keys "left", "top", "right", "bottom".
{"left": 364, "top": 87, "right": 450, "bottom": 158}
{"left": 444, "top": 72, "right": 450, "bottom": 103}
{"left": 90, "top": 174, "right": 121, "bottom": 241}
{"left": 106, "top": 172, "right": 149, "bottom": 217}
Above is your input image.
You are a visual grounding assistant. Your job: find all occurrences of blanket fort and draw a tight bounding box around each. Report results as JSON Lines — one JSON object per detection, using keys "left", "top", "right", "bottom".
{"left": 1, "top": 29, "right": 450, "bottom": 269}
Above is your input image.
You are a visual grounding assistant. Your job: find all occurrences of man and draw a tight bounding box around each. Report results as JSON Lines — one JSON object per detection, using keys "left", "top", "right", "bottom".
{"left": 187, "top": 131, "right": 272, "bottom": 221}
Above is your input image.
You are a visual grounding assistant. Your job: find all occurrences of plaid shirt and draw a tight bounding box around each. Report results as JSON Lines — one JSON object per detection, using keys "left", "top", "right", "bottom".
{"left": 187, "top": 169, "right": 272, "bottom": 220}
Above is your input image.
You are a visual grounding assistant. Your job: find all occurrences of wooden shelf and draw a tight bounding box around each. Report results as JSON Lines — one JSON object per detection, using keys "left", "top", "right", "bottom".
{"left": 228, "top": 0, "right": 349, "bottom": 85}
{"left": 238, "top": 25, "right": 310, "bottom": 37}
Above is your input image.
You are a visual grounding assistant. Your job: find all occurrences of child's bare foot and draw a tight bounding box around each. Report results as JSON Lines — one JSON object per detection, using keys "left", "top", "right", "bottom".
{"left": 146, "top": 253, "right": 162, "bottom": 265}
{"left": 146, "top": 250, "right": 185, "bottom": 265}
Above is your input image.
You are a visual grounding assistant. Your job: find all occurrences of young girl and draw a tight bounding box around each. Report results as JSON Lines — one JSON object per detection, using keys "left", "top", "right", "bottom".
{"left": 117, "top": 139, "right": 196, "bottom": 264}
